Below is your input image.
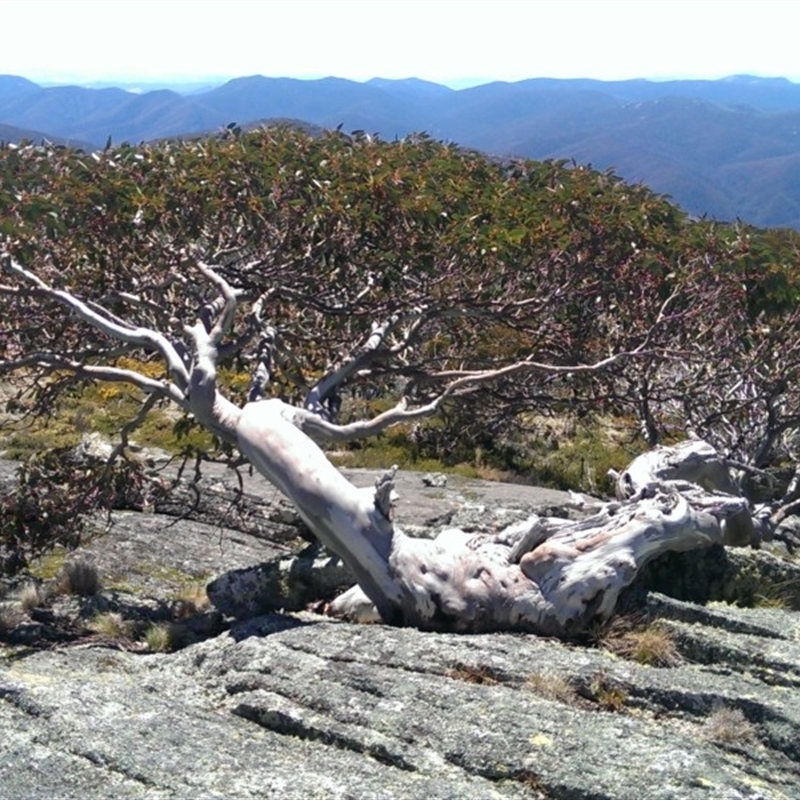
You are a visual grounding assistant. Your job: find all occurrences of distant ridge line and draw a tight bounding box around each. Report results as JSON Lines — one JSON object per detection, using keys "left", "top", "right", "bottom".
{"left": 2, "top": 73, "right": 800, "bottom": 229}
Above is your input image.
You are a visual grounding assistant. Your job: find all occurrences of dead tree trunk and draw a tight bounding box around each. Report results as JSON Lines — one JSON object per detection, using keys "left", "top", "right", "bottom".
{"left": 327, "top": 479, "right": 746, "bottom": 634}
{"left": 609, "top": 439, "right": 759, "bottom": 547}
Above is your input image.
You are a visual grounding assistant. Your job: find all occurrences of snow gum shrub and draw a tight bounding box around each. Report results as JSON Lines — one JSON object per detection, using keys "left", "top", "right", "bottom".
{"left": 4, "top": 129, "right": 800, "bottom": 491}
{"left": 0, "top": 448, "right": 158, "bottom": 576}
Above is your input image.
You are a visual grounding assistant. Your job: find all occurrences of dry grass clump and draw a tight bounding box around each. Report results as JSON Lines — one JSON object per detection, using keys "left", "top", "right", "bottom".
{"left": 88, "top": 612, "right": 135, "bottom": 640}
{"left": 143, "top": 622, "right": 174, "bottom": 652}
{"left": 752, "top": 578, "right": 800, "bottom": 610}
{"left": 704, "top": 706, "right": 757, "bottom": 745}
{"left": 16, "top": 582, "right": 45, "bottom": 611}
{"left": 56, "top": 558, "right": 101, "bottom": 596}
{"left": 446, "top": 663, "right": 501, "bottom": 685}
{"left": 527, "top": 672, "right": 578, "bottom": 704}
{"left": 598, "top": 616, "right": 682, "bottom": 667}
{"left": 0, "top": 605, "right": 25, "bottom": 636}
{"left": 171, "top": 583, "right": 210, "bottom": 618}
{"left": 589, "top": 679, "right": 629, "bottom": 712}
{"left": 573, "top": 670, "right": 632, "bottom": 713}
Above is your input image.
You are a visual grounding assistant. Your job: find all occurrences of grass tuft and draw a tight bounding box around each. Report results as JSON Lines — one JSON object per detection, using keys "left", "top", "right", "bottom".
{"left": 143, "top": 622, "right": 173, "bottom": 652}
{"left": 704, "top": 706, "right": 757, "bottom": 745}
{"left": 0, "top": 605, "right": 25, "bottom": 637}
{"left": 88, "top": 612, "right": 134, "bottom": 640}
{"left": 16, "top": 582, "right": 45, "bottom": 611}
{"left": 171, "top": 582, "right": 210, "bottom": 617}
{"left": 751, "top": 578, "right": 800, "bottom": 610}
{"left": 527, "top": 672, "right": 578, "bottom": 704}
{"left": 580, "top": 671, "right": 629, "bottom": 712}
{"left": 56, "top": 558, "right": 101, "bottom": 596}
{"left": 597, "top": 615, "right": 681, "bottom": 667}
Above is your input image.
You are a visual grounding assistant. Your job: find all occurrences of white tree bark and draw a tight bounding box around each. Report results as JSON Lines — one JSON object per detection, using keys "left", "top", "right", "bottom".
{"left": 327, "top": 480, "right": 746, "bottom": 633}
{"left": 611, "top": 439, "right": 739, "bottom": 498}
{"left": 609, "top": 439, "right": 756, "bottom": 546}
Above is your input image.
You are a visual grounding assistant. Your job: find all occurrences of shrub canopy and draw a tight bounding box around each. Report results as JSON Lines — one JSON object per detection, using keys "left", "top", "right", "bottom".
{"left": 2, "top": 126, "right": 800, "bottom": 466}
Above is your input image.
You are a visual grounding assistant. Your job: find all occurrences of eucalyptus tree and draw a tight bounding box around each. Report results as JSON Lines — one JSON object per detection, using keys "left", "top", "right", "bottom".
{"left": 0, "top": 129, "right": 787, "bottom": 633}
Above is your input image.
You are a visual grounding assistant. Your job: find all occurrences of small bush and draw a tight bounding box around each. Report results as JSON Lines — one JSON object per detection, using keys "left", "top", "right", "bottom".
{"left": 0, "top": 445, "right": 160, "bottom": 576}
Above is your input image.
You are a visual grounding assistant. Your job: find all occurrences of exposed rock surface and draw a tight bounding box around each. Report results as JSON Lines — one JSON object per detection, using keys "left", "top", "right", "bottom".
{"left": 2, "top": 458, "right": 800, "bottom": 798}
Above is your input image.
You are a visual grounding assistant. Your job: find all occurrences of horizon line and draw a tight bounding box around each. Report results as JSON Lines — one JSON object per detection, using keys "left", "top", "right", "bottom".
{"left": 6, "top": 71, "right": 800, "bottom": 93}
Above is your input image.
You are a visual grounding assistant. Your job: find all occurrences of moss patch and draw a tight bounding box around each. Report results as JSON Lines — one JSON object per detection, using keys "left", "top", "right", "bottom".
{"left": 26, "top": 551, "right": 68, "bottom": 581}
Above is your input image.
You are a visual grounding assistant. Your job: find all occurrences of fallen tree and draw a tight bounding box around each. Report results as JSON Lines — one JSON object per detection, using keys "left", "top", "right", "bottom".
{"left": 2, "top": 132, "right": 799, "bottom": 635}
{"left": 0, "top": 248, "right": 760, "bottom": 636}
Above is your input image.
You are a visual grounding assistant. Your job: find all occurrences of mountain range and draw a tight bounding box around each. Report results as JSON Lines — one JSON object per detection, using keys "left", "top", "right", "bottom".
{"left": 2, "top": 73, "right": 800, "bottom": 229}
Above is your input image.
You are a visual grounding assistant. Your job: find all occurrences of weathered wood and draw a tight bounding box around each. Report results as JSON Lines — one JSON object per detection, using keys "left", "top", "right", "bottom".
{"left": 611, "top": 439, "right": 739, "bottom": 498}
{"left": 205, "top": 393, "right": 749, "bottom": 634}
{"left": 328, "top": 481, "right": 747, "bottom": 634}
{"left": 611, "top": 439, "right": 757, "bottom": 546}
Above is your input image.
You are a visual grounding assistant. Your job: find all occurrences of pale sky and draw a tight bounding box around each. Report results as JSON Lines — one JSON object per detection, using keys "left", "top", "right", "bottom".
{"left": 1, "top": 0, "right": 797, "bottom": 88}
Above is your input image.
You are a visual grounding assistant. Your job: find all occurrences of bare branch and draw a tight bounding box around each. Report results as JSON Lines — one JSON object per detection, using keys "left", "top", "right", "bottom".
{"left": 0, "top": 353, "right": 187, "bottom": 408}
{"left": 183, "top": 262, "right": 243, "bottom": 443}
{"left": 194, "top": 260, "right": 238, "bottom": 345}
{"left": 373, "top": 466, "right": 398, "bottom": 521}
{"left": 248, "top": 324, "right": 278, "bottom": 402}
{"left": 304, "top": 310, "right": 423, "bottom": 420}
{"left": 105, "top": 392, "right": 162, "bottom": 466}
{"left": 294, "top": 347, "right": 648, "bottom": 443}
{"left": 1, "top": 254, "right": 190, "bottom": 392}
